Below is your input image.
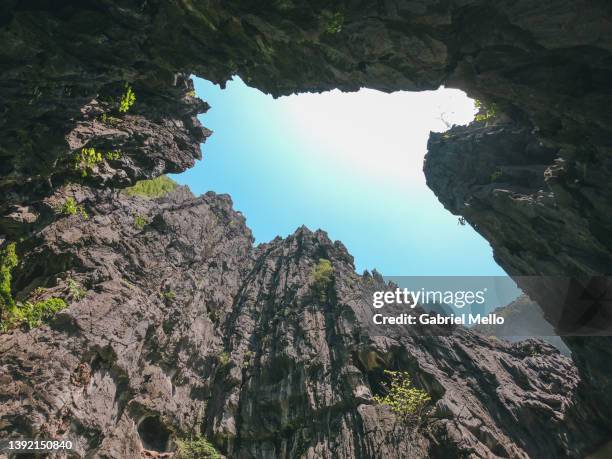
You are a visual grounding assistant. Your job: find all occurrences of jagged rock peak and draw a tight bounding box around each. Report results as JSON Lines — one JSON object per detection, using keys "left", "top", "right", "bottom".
{"left": 1, "top": 186, "right": 608, "bottom": 458}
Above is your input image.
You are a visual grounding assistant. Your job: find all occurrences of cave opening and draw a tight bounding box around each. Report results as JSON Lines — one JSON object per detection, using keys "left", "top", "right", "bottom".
{"left": 137, "top": 416, "right": 171, "bottom": 452}
{"left": 171, "top": 76, "right": 508, "bottom": 278}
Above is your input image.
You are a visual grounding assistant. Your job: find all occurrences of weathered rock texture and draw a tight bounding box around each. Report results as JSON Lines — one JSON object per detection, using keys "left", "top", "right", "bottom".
{"left": 424, "top": 119, "right": 612, "bottom": 414}
{"left": 425, "top": 121, "right": 612, "bottom": 332}
{"left": 0, "top": 184, "right": 606, "bottom": 458}
{"left": 1, "top": 0, "right": 612, "bottom": 457}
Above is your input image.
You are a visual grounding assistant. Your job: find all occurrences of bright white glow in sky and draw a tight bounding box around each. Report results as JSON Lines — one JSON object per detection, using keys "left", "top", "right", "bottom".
{"left": 279, "top": 87, "right": 475, "bottom": 186}
{"left": 173, "top": 77, "right": 506, "bottom": 276}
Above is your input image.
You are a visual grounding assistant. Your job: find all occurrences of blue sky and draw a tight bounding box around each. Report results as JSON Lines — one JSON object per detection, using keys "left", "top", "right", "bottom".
{"left": 172, "top": 77, "right": 506, "bottom": 276}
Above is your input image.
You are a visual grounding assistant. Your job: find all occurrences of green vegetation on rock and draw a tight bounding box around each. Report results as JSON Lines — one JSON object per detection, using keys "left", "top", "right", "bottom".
{"left": 324, "top": 11, "right": 344, "bottom": 34}
{"left": 125, "top": 175, "right": 178, "bottom": 198}
{"left": 118, "top": 84, "right": 136, "bottom": 113}
{"left": 0, "top": 244, "right": 68, "bottom": 331}
{"left": 312, "top": 258, "right": 333, "bottom": 301}
{"left": 74, "top": 147, "right": 103, "bottom": 177}
{"left": 134, "top": 213, "right": 148, "bottom": 230}
{"left": 100, "top": 113, "right": 123, "bottom": 125}
{"left": 2, "top": 298, "right": 67, "bottom": 331}
{"left": 176, "top": 435, "right": 222, "bottom": 459}
{"left": 0, "top": 243, "right": 18, "bottom": 310}
{"left": 57, "top": 197, "right": 89, "bottom": 220}
{"left": 104, "top": 149, "right": 121, "bottom": 161}
{"left": 474, "top": 99, "right": 498, "bottom": 122}
{"left": 74, "top": 147, "right": 121, "bottom": 177}
{"left": 217, "top": 351, "right": 230, "bottom": 366}
{"left": 374, "top": 370, "right": 431, "bottom": 424}
{"left": 68, "top": 278, "right": 87, "bottom": 301}
{"left": 162, "top": 290, "right": 176, "bottom": 302}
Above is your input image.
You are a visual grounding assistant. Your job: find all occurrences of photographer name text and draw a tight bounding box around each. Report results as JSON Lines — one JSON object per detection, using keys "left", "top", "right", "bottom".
{"left": 372, "top": 312, "right": 504, "bottom": 325}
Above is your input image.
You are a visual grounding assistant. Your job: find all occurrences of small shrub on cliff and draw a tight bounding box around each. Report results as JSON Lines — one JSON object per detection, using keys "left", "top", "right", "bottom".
{"left": 0, "top": 243, "right": 18, "bottom": 310}
{"left": 217, "top": 352, "right": 230, "bottom": 366}
{"left": 104, "top": 149, "right": 122, "bottom": 161}
{"left": 68, "top": 278, "right": 87, "bottom": 301}
{"left": 74, "top": 147, "right": 122, "bottom": 177}
{"left": 74, "top": 147, "right": 103, "bottom": 177}
{"left": 3, "top": 298, "right": 67, "bottom": 331}
{"left": 118, "top": 83, "right": 136, "bottom": 113}
{"left": 134, "top": 214, "right": 148, "bottom": 230}
{"left": 125, "top": 176, "right": 177, "bottom": 198}
{"left": 176, "top": 435, "right": 221, "bottom": 459}
{"left": 324, "top": 11, "right": 344, "bottom": 34}
{"left": 57, "top": 197, "right": 89, "bottom": 219}
{"left": 312, "top": 258, "right": 333, "bottom": 301}
{"left": 0, "top": 244, "right": 68, "bottom": 332}
{"left": 162, "top": 290, "right": 176, "bottom": 302}
{"left": 474, "top": 99, "right": 498, "bottom": 122}
{"left": 374, "top": 370, "right": 431, "bottom": 424}
{"left": 59, "top": 197, "right": 77, "bottom": 215}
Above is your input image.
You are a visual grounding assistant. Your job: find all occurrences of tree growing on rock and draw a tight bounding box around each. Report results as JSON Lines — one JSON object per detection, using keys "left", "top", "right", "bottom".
{"left": 374, "top": 370, "right": 431, "bottom": 425}
{"left": 312, "top": 258, "right": 333, "bottom": 302}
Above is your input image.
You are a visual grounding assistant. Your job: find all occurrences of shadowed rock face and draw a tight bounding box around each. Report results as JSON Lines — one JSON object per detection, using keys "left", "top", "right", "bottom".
{"left": 2, "top": 1, "right": 610, "bottom": 219}
{"left": 1, "top": 0, "right": 612, "bottom": 457}
{"left": 425, "top": 122, "right": 612, "bottom": 325}
{"left": 0, "top": 185, "right": 606, "bottom": 458}
{"left": 424, "top": 119, "right": 612, "bottom": 409}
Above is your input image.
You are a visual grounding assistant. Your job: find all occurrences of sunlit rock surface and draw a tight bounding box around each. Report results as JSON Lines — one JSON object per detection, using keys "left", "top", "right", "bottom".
{"left": 0, "top": 185, "right": 603, "bottom": 457}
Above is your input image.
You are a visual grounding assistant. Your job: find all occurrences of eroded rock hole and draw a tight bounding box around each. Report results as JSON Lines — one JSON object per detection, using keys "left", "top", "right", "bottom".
{"left": 137, "top": 416, "right": 170, "bottom": 452}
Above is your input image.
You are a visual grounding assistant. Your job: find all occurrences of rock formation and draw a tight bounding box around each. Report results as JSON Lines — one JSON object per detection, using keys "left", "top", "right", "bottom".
{"left": 0, "top": 183, "right": 606, "bottom": 458}
{"left": 1, "top": 0, "right": 611, "bottom": 457}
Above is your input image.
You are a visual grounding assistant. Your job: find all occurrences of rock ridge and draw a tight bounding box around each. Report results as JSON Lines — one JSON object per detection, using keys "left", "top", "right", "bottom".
{"left": 0, "top": 185, "right": 607, "bottom": 458}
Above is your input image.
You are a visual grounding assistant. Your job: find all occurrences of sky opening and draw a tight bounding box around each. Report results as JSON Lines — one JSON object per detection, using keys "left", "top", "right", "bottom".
{"left": 172, "top": 77, "right": 506, "bottom": 276}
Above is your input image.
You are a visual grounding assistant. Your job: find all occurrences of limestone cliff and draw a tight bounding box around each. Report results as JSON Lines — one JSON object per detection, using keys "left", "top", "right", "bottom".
{"left": 0, "top": 184, "right": 604, "bottom": 458}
